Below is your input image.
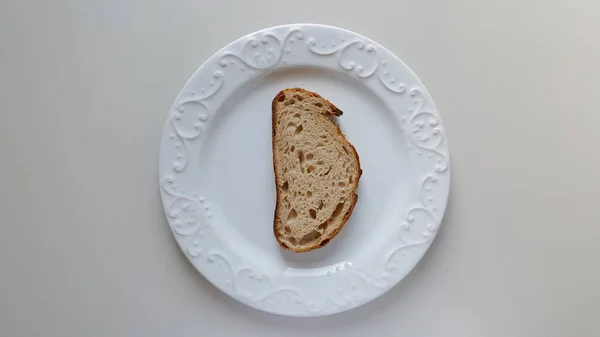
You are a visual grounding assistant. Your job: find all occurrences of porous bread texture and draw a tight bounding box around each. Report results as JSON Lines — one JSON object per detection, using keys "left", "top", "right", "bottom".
{"left": 272, "top": 88, "right": 362, "bottom": 252}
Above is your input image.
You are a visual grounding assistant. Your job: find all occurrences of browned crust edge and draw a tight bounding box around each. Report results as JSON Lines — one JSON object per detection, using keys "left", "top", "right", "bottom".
{"left": 271, "top": 87, "right": 362, "bottom": 253}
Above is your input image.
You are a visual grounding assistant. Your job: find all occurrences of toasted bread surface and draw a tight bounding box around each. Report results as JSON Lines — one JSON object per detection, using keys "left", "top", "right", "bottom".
{"left": 272, "top": 88, "right": 362, "bottom": 252}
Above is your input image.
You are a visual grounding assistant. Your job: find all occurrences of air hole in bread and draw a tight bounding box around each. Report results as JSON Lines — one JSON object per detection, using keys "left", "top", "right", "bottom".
{"left": 319, "top": 238, "right": 330, "bottom": 247}
{"left": 317, "top": 221, "right": 328, "bottom": 231}
{"left": 287, "top": 209, "right": 297, "bottom": 220}
{"left": 306, "top": 153, "right": 314, "bottom": 160}
{"left": 316, "top": 160, "right": 324, "bottom": 166}
{"left": 331, "top": 202, "right": 344, "bottom": 219}
{"left": 343, "top": 147, "right": 349, "bottom": 155}
{"left": 309, "top": 209, "right": 317, "bottom": 219}
{"left": 324, "top": 166, "right": 331, "bottom": 176}
{"left": 307, "top": 190, "right": 312, "bottom": 197}
{"left": 307, "top": 165, "right": 315, "bottom": 173}
{"left": 314, "top": 102, "right": 323, "bottom": 107}
{"left": 288, "top": 237, "right": 298, "bottom": 245}
{"left": 349, "top": 176, "right": 353, "bottom": 184}
{"left": 338, "top": 182, "right": 346, "bottom": 187}
{"left": 299, "top": 230, "right": 322, "bottom": 245}
{"left": 304, "top": 108, "right": 310, "bottom": 111}
{"left": 284, "top": 226, "right": 291, "bottom": 234}
{"left": 295, "top": 124, "right": 303, "bottom": 135}
{"left": 294, "top": 94, "right": 304, "bottom": 101}
{"left": 290, "top": 145, "right": 295, "bottom": 153}
{"left": 297, "top": 150, "right": 304, "bottom": 171}
{"left": 293, "top": 113, "right": 301, "bottom": 118}
{"left": 281, "top": 180, "right": 288, "bottom": 192}
{"left": 278, "top": 94, "right": 286, "bottom": 102}
{"left": 318, "top": 200, "right": 324, "bottom": 209}
{"left": 317, "top": 143, "right": 324, "bottom": 148}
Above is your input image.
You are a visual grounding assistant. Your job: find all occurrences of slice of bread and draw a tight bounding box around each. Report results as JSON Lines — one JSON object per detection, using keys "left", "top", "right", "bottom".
{"left": 272, "top": 88, "right": 362, "bottom": 252}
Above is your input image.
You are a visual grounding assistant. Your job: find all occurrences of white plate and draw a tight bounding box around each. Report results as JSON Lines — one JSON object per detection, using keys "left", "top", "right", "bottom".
{"left": 158, "top": 24, "right": 450, "bottom": 317}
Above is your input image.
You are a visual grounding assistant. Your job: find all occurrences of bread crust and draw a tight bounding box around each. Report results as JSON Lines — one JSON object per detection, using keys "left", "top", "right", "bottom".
{"left": 272, "top": 88, "right": 362, "bottom": 252}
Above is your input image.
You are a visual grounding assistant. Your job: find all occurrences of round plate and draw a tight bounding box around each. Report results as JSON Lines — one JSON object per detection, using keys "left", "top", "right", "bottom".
{"left": 159, "top": 24, "right": 450, "bottom": 317}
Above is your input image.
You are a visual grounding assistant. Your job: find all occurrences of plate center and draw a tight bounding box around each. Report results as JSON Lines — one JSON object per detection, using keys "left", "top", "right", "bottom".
{"left": 201, "top": 68, "right": 409, "bottom": 272}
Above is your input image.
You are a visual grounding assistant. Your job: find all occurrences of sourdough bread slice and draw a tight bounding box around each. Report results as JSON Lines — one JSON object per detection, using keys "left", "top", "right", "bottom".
{"left": 272, "top": 88, "right": 362, "bottom": 252}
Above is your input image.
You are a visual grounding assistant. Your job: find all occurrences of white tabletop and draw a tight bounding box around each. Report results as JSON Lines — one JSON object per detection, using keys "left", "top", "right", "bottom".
{"left": 1, "top": 0, "right": 599, "bottom": 336}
